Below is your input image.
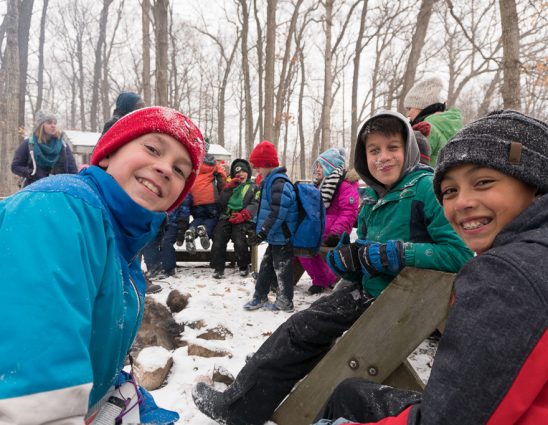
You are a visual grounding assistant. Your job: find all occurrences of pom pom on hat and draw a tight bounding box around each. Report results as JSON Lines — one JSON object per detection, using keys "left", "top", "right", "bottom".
{"left": 249, "top": 140, "right": 279, "bottom": 168}
{"left": 433, "top": 110, "right": 548, "bottom": 203}
{"left": 412, "top": 122, "right": 432, "bottom": 165}
{"left": 314, "top": 147, "right": 346, "bottom": 176}
{"left": 404, "top": 77, "right": 445, "bottom": 110}
{"left": 35, "top": 110, "right": 57, "bottom": 129}
{"left": 91, "top": 106, "right": 206, "bottom": 212}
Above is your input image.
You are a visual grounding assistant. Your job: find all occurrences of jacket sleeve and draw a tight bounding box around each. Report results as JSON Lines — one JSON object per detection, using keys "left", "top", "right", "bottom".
{"left": 319, "top": 253, "right": 548, "bottom": 425}
{"left": 259, "top": 178, "right": 294, "bottom": 237}
{"left": 10, "top": 140, "right": 32, "bottom": 178}
{"left": 403, "top": 176, "right": 473, "bottom": 272}
{"left": 64, "top": 144, "right": 79, "bottom": 174}
{"left": 0, "top": 190, "right": 110, "bottom": 423}
{"left": 243, "top": 183, "right": 260, "bottom": 219}
{"left": 325, "top": 181, "right": 359, "bottom": 237}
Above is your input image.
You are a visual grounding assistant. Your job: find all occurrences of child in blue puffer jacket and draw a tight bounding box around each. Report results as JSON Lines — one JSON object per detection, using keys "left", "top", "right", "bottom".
{"left": 0, "top": 107, "right": 206, "bottom": 424}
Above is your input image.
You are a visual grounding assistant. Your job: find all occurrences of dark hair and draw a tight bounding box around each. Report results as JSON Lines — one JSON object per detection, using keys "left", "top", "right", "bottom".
{"left": 361, "top": 115, "right": 407, "bottom": 145}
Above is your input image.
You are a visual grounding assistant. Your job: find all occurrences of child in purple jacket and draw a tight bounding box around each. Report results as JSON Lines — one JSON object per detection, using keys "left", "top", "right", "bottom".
{"left": 297, "top": 148, "right": 360, "bottom": 294}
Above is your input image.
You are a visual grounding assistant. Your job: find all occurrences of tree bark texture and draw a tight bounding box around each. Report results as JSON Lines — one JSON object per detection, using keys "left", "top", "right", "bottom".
{"left": 154, "top": 0, "right": 169, "bottom": 106}
{"left": 320, "top": 0, "right": 333, "bottom": 153}
{"left": 17, "top": 0, "right": 33, "bottom": 133}
{"left": 35, "top": 0, "right": 48, "bottom": 113}
{"left": 142, "top": 0, "right": 152, "bottom": 105}
{"left": 263, "top": 0, "right": 277, "bottom": 143}
{"left": 239, "top": 0, "right": 254, "bottom": 156}
{"left": 498, "top": 0, "right": 521, "bottom": 109}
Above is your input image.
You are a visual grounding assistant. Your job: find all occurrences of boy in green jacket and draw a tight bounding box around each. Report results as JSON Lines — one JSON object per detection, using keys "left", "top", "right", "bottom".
{"left": 192, "top": 110, "right": 472, "bottom": 425}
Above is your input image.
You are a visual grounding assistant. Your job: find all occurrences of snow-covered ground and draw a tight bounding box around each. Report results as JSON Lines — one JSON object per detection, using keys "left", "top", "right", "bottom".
{"left": 141, "top": 252, "right": 436, "bottom": 424}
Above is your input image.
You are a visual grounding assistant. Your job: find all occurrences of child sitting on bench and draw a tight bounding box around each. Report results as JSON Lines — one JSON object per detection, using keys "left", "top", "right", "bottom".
{"left": 314, "top": 110, "right": 548, "bottom": 425}
{"left": 192, "top": 110, "right": 473, "bottom": 425}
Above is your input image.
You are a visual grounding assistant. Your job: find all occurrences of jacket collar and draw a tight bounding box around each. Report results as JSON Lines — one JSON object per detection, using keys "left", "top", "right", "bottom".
{"left": 81, "top": 166, "right": 166, "bottom": 263}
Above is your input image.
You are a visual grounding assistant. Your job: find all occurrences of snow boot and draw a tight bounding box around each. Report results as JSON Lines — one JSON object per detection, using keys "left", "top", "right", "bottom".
{"left": 213, "top": 270, "right": 225, "bottom": 279}
{"left": 196, "top": 225, "right": 210, "bottom": 250}
{"left": 185, "top": 228, "right": 196, "bottom": 255}
{"left": 239, "top": 265, "right": 250, "bottom": 277}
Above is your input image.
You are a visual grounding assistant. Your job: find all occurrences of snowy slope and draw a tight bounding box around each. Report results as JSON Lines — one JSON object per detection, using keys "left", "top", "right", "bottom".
{"left": 141, "top": 256, "right": 435, "bottom": 424}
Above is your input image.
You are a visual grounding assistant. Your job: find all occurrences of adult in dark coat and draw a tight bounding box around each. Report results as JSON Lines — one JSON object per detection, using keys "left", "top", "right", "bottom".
{"left": 101, "top": 91, "right": 145, "bottom": 135}
{"left": 11, "top": 110, "right": 78, "bottom": 187}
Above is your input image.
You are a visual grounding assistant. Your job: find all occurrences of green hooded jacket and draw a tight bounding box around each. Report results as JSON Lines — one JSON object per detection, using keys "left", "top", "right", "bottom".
{"left": 424, "top": 107, "right": 464, "bottom": 165}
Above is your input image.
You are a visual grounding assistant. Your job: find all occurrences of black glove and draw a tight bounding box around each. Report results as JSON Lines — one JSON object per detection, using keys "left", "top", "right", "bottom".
{"left": 247, "top": 230, "right": 266, "bottom": 246}
{"left": 323, "top": 233, "right": 341, "bottom": 247}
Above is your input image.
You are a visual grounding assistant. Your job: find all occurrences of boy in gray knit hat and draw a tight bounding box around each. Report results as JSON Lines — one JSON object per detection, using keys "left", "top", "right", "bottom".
{"left": 403, "top": 76, "right": 463, "bottom": 165}
{"left": 313, "top": 109, "right": 548, "bottom": 425}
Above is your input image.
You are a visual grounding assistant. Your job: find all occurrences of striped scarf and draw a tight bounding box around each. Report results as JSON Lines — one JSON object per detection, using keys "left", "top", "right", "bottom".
{"left": 320, "top": 166, "right": 345, "bottom": 209}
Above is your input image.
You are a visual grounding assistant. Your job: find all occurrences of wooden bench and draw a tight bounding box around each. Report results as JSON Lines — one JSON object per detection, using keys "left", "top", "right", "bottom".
{"left": 175, "top": 245, "right": 259, "bottom": 272}
{"left": 272, "top": 267, "right": 455, "bottom": 425}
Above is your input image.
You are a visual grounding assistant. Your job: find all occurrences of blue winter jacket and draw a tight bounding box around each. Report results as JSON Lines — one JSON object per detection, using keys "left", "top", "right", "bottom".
{"left": 0, "top": 166, "right": 172, "bottom": 423}
{"left": 255, "top": 167, "right": 298, "bottom": 245}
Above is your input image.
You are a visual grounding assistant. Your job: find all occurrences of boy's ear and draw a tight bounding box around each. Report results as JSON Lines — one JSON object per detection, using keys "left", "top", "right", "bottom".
{"left": 98, "top": 156, "right": 110, "bottom": 168}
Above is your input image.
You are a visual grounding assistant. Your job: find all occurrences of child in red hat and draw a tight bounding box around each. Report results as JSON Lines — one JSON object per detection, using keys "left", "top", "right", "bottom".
{"left": 244, "top": 140, "right": 298, "bottom": 312}
{"left": 0, "top": 106, "right": 205, "bottom": 424}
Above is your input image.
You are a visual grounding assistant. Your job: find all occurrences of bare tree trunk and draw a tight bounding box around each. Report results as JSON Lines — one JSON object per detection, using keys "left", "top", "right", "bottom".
{"left": 154, "top": 0, "right": 169, "bottom": 106}
{"left": 77, "top": 32, "right": 86, "bottom": 130}
{"left": 0, "top": 0, "right": 20, "bottom": 195}
{"left": 350, "top": 0, "right": 368, "bottom": 167}
{"left": 478, "top": 69, "right": 501, "bottom": 116}
{"left": 397, "top": 0, "right": 437, "bottom": 113}
{"left": 90, "top": 0, "right": 113, "bottom": 132}
{"left": 263, "top": 0, "right": 277, "bottom": 142}
{"left": 238, "top": 0, "right": 254, "bottom": 156}
{"left": 252, "top": 0, "right": 264, "bottom": 140}
{"left": 35, "top": 0, "right": 48, "bottom": 112}
{"left": 102, "top": 0, "right": 124, "bottom": 123}
{"left": 498, "top": 0, "right": 520, "bottom": 109}
{"left": 142, "top": 0, "right": 152, "bottom": 105}
{"left": 272, "top": 0, "right": 303, "bottom": 147}
{"left": 320, "top": 0, "right": 333, "bottom": 153}
{"left": 17, "top": 0, "right": 33, "bottom": 133}
{"left": 297, "top": 42, "right": 306, "bottom": 179}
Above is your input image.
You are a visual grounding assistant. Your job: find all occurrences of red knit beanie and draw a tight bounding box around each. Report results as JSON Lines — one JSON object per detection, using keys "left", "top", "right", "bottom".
{"left": 91, "top": 106, "right": 206, "bottom": 212}
{"left": 249, "top": 140, "right": 279, "bottom": 168}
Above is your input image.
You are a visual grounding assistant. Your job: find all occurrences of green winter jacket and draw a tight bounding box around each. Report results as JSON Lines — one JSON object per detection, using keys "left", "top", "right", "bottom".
{"left": 357, "top": 167, "right": 473, "bottom": 297}
{"left": 424, "top": 107, "right": 463, "bottom": 165}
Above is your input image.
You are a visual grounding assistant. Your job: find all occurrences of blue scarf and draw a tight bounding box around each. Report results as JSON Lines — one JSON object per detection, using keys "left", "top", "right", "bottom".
{"left": 29, "top": 135, "right": 63, "bottom": 168}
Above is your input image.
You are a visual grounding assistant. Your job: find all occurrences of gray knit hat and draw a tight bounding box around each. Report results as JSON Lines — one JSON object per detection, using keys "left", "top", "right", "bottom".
{"left": 35, "top": 110, "right": 57, "bottom": 128}
{"left": 403, "top": 77, "right": 445, "bottom": 110}
{"left": 433, "top": 110, "right": 548, "bottom": 202}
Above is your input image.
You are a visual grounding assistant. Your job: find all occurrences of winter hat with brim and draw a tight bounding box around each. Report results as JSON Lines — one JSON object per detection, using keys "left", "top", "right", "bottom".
{"left": 404, "top": 77, "right": 445, "bottom": 110}
{"left": 314, "top": 147, "right": 346, "bottom": 176}
{"left": 433, "top": 109, "right": 548, "bottom": 203}
{"left": 91, "top": 106, "right": 206, "bottom": 212}
{"left": 249, "top": 140, "right": 279, "bottom": 168}
{"left": 35, "top": 110, "right": 57, "bottom": 130}
{"left": 231, "top": 158, "right": 252, "bottom": 179}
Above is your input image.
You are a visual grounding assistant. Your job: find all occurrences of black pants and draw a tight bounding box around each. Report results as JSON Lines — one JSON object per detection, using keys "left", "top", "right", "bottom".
{"left": 210, "top": 219, "right": 252, "bottom": 273}
{"left": 223, "top": 282, "right": 374, "bottom": 425}
{"left": 315, "top": 378, "right": 421, "bottom": 423}
{"left": 254, "top": 244, "right": 294, "bottom": 308}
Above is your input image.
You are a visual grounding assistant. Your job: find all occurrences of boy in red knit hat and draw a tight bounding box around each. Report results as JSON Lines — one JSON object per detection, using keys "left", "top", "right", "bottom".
{"left": 244, "top": 140, "right": 299, "bottom": 312}
{"left": 0, "top": 106, "right": 205, "bottom": 424}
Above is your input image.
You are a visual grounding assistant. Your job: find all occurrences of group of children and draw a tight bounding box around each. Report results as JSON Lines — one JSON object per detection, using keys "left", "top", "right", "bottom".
{"left": 2, "top": 76, "right": 546, "bottom": 424}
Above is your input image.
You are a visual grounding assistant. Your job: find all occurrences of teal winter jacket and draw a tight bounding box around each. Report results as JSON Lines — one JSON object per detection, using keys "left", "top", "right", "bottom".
{"left": 0, "top": 166, "right": 166, "bottom": 423}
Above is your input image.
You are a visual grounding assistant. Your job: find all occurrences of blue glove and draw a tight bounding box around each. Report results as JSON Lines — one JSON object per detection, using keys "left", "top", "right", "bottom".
{"left": 326, "top": 233, "right": 373, "bottom": 280}
{"left": 358, "top": 240, "right": 405, "bottom": 275}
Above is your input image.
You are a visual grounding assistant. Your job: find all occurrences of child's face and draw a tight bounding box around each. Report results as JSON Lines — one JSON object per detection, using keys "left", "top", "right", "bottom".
{"left": 255, "top": 167, "right": 271, "bottom": 177}
{"left": 406, "top": 107, "right": 421, "bottom": 122}
{"left": 314, "top": 163, "right": 324, "bottom": 181}
{"left": 99, "top": 133, "right": 192, "bottom": 211}
{"left": 440, "top": 164, "right": 537, "bottom": 254}
{"left": 235, "top": 170, "right": 249, "bottom": 181}
{"left": 365, "top": 132, "right": 405, "bottom": 188}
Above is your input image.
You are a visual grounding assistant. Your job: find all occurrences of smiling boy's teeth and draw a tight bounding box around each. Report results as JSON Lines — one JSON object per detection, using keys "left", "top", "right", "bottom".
{"left": 462, "top": 220, "right": 487, "bottom": 230}
{"left": 138, "top": 178, "right": 160, "bottom": 195}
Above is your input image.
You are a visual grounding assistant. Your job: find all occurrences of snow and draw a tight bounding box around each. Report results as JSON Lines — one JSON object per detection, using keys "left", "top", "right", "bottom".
{"left": 137, "top": 346, "right": 172, "bottom": 372}
{"left": 140, "top": 252, "right": 436, "bottom": 424}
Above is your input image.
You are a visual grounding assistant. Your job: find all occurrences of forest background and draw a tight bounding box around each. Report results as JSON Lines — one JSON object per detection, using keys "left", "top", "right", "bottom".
{"left": 0, "top": 0, "right": 546, "bottom": 195}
